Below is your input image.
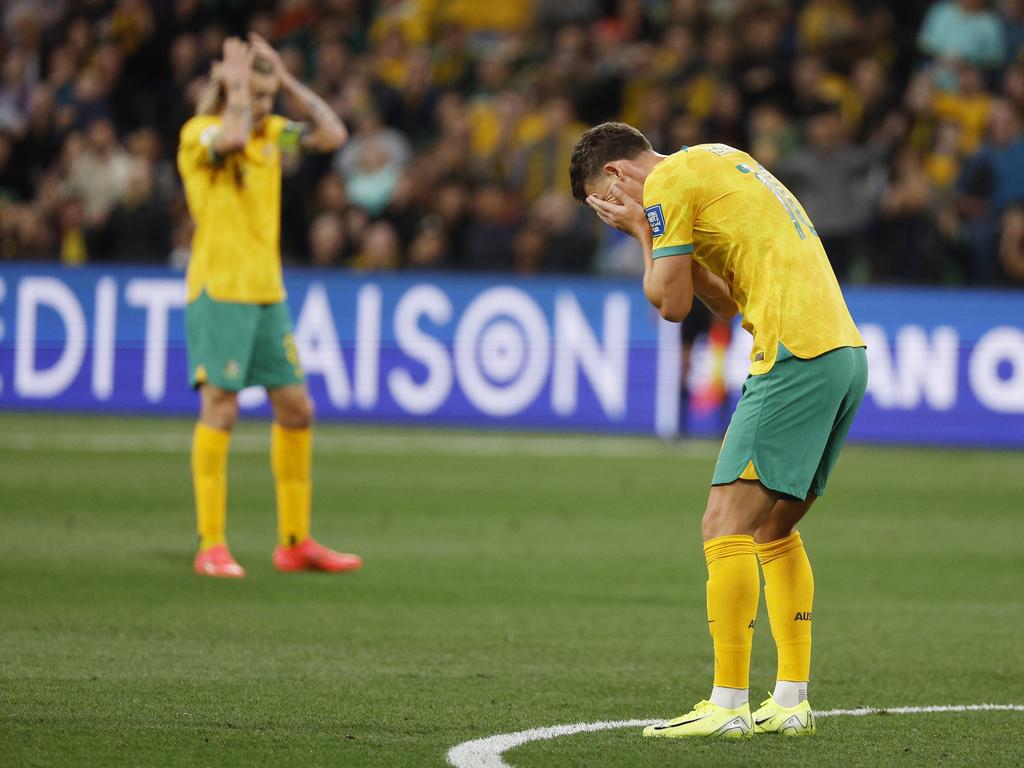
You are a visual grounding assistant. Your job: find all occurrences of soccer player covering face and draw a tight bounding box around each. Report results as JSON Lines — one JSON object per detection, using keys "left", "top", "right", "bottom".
{"left": 178, "top": 35, "right": 361, "bottom": 577}
{"left": 570, "top": 124, "right": 868, "bottom": 738}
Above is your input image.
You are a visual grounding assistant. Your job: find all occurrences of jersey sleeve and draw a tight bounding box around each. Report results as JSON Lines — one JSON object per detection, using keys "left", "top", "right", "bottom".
{"left": 643, "top": 167, "right": 696, "bottom": 260}
{"left": 262, "top": 114, "right": 306, "bottom": 152}
{"left": 177, "top": 116, "right": 223, "bottom": 173}
{"left": 278, "top": 120, "right": 309, "bottom": 152}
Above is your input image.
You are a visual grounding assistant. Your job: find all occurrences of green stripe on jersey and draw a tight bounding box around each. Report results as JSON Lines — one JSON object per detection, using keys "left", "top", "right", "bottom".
{"left": 652, "top": 243, "right": 694, "bottom": 259}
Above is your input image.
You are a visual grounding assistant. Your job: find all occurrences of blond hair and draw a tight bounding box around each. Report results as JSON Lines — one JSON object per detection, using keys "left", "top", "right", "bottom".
{"left": 196, "top": 55, "right": 275, "bottom": 116}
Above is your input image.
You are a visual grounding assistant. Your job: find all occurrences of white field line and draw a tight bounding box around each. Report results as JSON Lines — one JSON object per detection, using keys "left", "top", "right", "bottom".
{"left": 447, "top": 720, "right": 659, "bottom": 768}
{"left": 816, "top": 703, "right": 1024, "bottom": 717}
{"left": 0, "top": 430, "right": 710, "bottom": 459}
{"left": 446, "top": 704, "right": 1024, "bottom": 768}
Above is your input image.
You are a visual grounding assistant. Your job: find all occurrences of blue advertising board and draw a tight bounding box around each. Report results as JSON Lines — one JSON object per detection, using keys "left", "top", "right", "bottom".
{"left": 0, "top": 265, "right": 1021, "bottom": 448}
{"left": 0, "top": 265, "right": 681, "bottom": 436}
{"left": 842, "top": 287, "right": 1024, "bottom": 448}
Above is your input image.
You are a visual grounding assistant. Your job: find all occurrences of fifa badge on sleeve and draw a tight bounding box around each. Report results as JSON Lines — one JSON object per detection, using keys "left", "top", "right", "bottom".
{"left": 645, "top": 204, "right": 666, "bottom": 237}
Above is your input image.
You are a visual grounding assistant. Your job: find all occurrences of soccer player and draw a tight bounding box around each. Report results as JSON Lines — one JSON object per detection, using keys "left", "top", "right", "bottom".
{"left": 569, "top": 124, "right": 867, "bottom": 737}
{"left": 178, "top": 35, "right": 362, "bottom": 578}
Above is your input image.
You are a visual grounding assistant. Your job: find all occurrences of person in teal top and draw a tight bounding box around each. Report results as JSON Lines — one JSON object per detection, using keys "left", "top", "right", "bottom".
{"left": 918, "top": 0, "right": 1006, "bottom": 69}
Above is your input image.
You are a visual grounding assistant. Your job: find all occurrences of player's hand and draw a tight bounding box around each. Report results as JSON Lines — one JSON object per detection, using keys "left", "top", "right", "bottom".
{"left": 587, "top": 183, "right": 649, "bottom": 240}
{"left": 248, "top": 32, "right": 287, "bottom": 80}
{"left": 219, "top": 37, "right": 253, "bottom": 90}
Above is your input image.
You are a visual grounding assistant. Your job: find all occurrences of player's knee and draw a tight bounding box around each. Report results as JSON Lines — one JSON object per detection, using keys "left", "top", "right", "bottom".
{"left": 700, "top": 509, "right": 720, "bottom": 541}
{"left": 701, "top": 500, "right": 736, "bottom": 541}
{"left": 295, "top": 394, "right": 314, "bottom": 427}
{"left": 275, "top": 392, "right": 313, "bottom": 429}
{"left": 754, "top": 516, "right": 795, "bottom": 544}
{"left": 201, "top": 390, "right": 238, "bottom": 431}
{"left": 755, "top": 496, "right": 813, "bottom": 543}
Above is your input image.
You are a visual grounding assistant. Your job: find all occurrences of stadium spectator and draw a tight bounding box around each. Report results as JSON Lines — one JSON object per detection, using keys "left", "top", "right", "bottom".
{"left": 794, "top": 0, "right": 860, "bottom": 57}
{"left": 15, "top": 85, "right": 62, "bottom": 185}
{"left": 64, "top": 117, "right": 131, "bottom": 227}
{"left": 0, "top": 47, "right": 31, "bottom": 132}
{"left": 407, "top": 215, "right": 448, "bottom": 270}
{"left": 918, "top": 0, "right": 1006, "bottom": 69}
{"left": 932, "top": 62, "right": 993, "bottom": 156}
{"left": 462, "top": 180, "right": 518, "bottom": 271}
{"left": 57, "top": 193, "right": 88, "bottom": 266}
{"left": 953, "top": 99, "right": 1024, "bottom": 282}
{"left": 0, "top": 0, "right": 1020, "bottom": 285}
{"left": 515, "top": 96, "right": 587, "bottom": 202}
{"left": 427, "top": 175, "right": 471, "bottom": 268}
{"left": 998, "top": 203, "right": 1024, "bottom": 280}
{"left": 848, "top": 58, "right": 898, "bottom": 143}
{"left": 334, "top": 110, "right": 411, "bottom": 215}
{"left": 95, "top": 157, "right": 171, "bottom": 263}
{"left": 737, "top": 9, "right": 789, "bottom": 110}
{"left": 0, "top": 129, "right": 32, "bottom": 201}
{"left": 877, "top": 146, "right": 942, "bottom": 282}
{"left": 518, "top": 192, "right": 597, "bottom": 274}
{"left": 352, "top": 219, "right": 400, "bottom": 271}
{"left": 774, "top": 105, "right": 888, "bottom": 279}
{"left": 309, "top": 211, "right": 346, "bottom": 267}
{"left": 1004, "top": 0, "right": 1024, "bottom": 64}
{"left": 125, "top": 127, "right": 176, "bottom": 204}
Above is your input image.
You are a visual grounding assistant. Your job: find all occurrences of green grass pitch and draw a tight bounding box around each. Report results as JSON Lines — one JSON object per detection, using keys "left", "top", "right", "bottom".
{"left": 1, "top": 412, "right": 1022, "bottom": 767}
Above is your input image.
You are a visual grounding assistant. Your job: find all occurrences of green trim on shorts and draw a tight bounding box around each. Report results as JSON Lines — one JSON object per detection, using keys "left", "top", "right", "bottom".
{"left": 185, "top": 291, "right": 305, "bottom": 392}
{"left": 712, "top": 344, "right": 868, "bottom": 500}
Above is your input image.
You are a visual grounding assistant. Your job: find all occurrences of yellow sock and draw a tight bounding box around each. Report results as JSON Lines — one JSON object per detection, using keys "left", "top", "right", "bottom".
{"left": 704, "top": 534, "right": 760, "bottom": 690}
{"left": 192, "top": 423, "right": 230, "bottom": 550}
{"left": 757, "top": 532, "right": 814, "bottom": 682}
{"left": 271, "top": 423, "right": 312, "bottom": 547}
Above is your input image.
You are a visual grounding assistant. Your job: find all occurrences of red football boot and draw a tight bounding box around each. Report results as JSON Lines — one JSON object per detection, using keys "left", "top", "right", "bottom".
{"left": 194, "top": 544, "right": 246, "bottom": 578}
{"left": 273, "top": 538, "right": 363, "bottom": 573}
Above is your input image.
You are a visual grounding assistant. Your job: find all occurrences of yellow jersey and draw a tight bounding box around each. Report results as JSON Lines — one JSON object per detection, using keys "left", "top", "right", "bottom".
{"left": 643, "top": 144, "right": 865, "bottom": 375}
{"left": 178, "top": 113, "right": 299, "bottom": 304}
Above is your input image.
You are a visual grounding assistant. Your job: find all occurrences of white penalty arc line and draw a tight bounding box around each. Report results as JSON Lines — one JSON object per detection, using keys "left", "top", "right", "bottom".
{"left": 446, "top": 704, "right": 1024, "bottom": 768}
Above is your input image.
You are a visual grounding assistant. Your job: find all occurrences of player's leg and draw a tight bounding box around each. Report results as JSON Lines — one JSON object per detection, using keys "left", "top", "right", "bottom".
{"left": 703, "top": 478, "right": 779, "bottom": 704}
{"left": 647, "top": 346, "right": 856, "bottom": 739}
{"left": 267, "top": 383, "right": 362, "bottom": 573}
{"left": 186, "top": 292, "right": 256, "bottom": 578}
{"left": 752, "top": 346, "right": 868, "bottom": 735}
{"left": 268, "top": 383, "right": 314, "bottom": 549}
{"left": 752, "top": 495, "right": 817, "bottom": 735}
{"left": 756, "top": 495, "right": 814, "bottom": 544}
{"left": 193, "top": 383, "right": 240, "bottom": 550}
{"left": 251, "top": 302, "right": 362, "bottom": 573}
{"left": 644, "top": 478, "right": 777, "bottom": 739}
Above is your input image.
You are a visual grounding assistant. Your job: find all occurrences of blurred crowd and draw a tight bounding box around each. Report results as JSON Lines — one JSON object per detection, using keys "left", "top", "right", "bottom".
{"left": 2, "top": 0, "right": 1024, "bottom": 284}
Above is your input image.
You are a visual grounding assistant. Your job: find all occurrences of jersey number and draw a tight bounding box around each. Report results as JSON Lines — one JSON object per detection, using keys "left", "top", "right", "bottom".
{"left": 736, "top": 163, "right": 818, "bottom": 240}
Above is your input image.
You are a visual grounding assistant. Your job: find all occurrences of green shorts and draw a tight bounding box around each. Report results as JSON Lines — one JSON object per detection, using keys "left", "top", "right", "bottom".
{"left": 185, "top": 291, "right": 305, "bottom": 392}
{"left": 712, "top": 344, "right": 868, "bottom": 501}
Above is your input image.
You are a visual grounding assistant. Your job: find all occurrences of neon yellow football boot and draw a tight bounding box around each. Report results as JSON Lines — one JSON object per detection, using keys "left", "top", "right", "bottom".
{"left": 642, "top": 700, "right": 752, "bottom": 738}
{"left": 751, "top": 695, "right": 816, "bottom": 736}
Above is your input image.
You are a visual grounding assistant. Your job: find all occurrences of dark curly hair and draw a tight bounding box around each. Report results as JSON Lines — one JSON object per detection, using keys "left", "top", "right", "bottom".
{"left": 568, "top": 122, "right": 652, "bottom": 203}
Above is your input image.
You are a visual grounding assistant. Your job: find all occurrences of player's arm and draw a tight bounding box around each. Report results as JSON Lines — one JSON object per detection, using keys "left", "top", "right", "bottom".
{"left": 212, "top": 38, "right": 254, "bottom": 156}
{"left": 691, "top": 262, "right": 738, "bottom": 319}
{"left": 588, "top": 185, "right": 694, "bottom": 322}
{"left": 249, "top": 33, "right": 348, "bottom": 153}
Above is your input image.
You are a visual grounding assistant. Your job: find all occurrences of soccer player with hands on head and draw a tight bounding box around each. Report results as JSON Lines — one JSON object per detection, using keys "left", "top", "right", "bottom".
{"left": 178, "top": 34, "right": 360, "bottom": 578}
{"left": 571, "top": 124, "right": 868, "bottom": 738}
